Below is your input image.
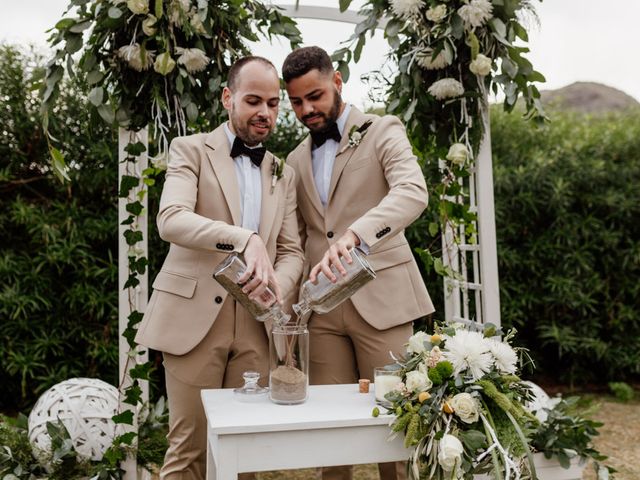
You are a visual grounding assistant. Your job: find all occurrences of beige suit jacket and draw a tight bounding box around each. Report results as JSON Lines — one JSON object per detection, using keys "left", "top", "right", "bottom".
{"left": 135, "top": 124, "right": 304, "bottom": 355}
{"left": 287, "top": 106, "right": 434, "bottom": 329}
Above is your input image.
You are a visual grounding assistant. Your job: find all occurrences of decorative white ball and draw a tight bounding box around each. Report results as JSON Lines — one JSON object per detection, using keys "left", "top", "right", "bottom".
{"left": 522, "top": 381, "right": 561, "bottom": 422}
{"left": 28, "top": 378, "right": 120, "bottom": 463}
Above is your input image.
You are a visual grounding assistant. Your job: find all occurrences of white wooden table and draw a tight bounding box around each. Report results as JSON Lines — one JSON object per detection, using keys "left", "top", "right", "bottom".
{"left": 201, "top": 383, "right": 409, "bottom": 480}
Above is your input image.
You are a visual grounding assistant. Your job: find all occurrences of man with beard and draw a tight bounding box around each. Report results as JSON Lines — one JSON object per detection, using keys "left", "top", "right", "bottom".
{"left": 283, "top": 46, "right": 434, "bottom": 480}
{"left": 135, "top": 56, "right": 303, "bottom": 480}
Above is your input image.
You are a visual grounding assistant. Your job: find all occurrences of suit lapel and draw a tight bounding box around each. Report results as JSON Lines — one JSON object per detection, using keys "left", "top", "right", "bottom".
{"left": 258, "top": 151, "right": 278, "bottom": 241}
{"left": 327, "top": 107, "right": 369, "bottom": 204}
{"left": 297, "top": 136, "right": 325, "bottom": 218}
{"left": 204, "top": 126, "right": 242, "bottom": 226}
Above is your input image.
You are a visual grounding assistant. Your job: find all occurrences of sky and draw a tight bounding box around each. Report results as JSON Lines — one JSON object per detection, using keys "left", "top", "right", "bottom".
{"left": 1, "top": 0, "right": 638, "bottom": 108}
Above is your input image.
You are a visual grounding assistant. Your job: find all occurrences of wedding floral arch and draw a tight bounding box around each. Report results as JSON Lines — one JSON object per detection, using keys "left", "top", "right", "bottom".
{"left": 40, "top": 0, "right": 548, "bottom": 476}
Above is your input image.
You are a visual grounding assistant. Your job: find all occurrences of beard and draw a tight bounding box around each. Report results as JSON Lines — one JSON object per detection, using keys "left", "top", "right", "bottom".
{"left": 229, "top": 109, "right": 272, "bottom": 146}
{"left": 301, "top": 88, "right": 343, "bottom": 133}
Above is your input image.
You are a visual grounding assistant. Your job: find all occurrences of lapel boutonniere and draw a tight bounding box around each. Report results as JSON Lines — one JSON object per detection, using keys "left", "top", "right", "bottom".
{"left": 338, "top": 119, "right": 373, "bottom": 155}
{"left": 270, "top": 156, "right": 285, "bottom": 194}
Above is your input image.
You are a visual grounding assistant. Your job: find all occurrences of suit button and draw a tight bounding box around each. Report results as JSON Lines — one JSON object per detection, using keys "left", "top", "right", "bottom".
{"left": 216, "top": 243, "right": 222, "bottom": 249}
{"left": 214, "top": 296, "right": 223, "bottom": 304}
{"left": 327, "top": 231, "right": 334, "bottom": 238}
{"left": 386, "top": 227, "right": 391, "bottom": 233}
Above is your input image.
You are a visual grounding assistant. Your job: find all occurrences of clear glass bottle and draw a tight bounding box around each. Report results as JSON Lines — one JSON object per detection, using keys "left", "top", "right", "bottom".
{"left": 292, "top": 247, "right": 376, "bottom": 320}
{"left": 269, "top": 324, "right": 309, "bottom": 405}
{"left": 213, "top": 253, "right": 291, "bottom": 325}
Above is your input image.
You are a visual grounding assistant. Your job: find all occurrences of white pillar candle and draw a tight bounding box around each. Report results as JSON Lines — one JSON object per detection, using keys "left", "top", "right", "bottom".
{"left": 374, "top": 374, "right": 401, "bottom": 402}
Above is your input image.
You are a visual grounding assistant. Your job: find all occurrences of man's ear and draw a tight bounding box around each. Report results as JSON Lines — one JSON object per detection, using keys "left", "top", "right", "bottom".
{"left": 333, "top": 70, "right": 343, "bottom": 94}
{"left": 221, "top": 86, "right": 232, "bottom": 110}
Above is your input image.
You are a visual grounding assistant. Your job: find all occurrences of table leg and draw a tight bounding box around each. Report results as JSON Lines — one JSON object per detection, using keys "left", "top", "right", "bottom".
{"left": 207, "top": 434, "right": 239, "bottom": 480}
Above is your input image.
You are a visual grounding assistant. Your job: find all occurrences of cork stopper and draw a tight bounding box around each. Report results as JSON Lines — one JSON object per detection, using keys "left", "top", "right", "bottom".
{"left": 358, "top": 379, "right": 370, "bottom": 393}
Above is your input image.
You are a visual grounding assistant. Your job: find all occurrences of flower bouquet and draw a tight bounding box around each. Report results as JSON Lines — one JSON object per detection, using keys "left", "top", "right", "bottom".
{"left": 378, "top": 323, "right": 610, "bottom": 479}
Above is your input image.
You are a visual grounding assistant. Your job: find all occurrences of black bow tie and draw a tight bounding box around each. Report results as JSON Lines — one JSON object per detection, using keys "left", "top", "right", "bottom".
{"left": 310, "top": 122, "right": 342, "bottom": 148}
{"left": 230, "top": 137, "right": 266, "bottom": 167}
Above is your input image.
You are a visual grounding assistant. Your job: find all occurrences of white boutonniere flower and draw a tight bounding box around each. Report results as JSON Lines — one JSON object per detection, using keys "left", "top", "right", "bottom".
{"left": 270, "top": 156, "right": 285, "bottom": 194}
{"left": 338, "top": 120, "right": 373, "bottom": 154}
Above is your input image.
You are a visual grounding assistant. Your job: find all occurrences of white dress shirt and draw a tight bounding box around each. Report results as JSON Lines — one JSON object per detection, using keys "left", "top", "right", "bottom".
{"left": 311, "top": 104, "right": 351, "bottom": 207}
{"left": 224, "top": 123, "right": 262, "bottom": 233}
{"left": 310, "top": 105, "right": 369, "bottom": 253}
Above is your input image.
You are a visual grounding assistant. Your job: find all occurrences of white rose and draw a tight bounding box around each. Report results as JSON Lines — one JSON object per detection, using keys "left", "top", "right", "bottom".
{"left": 438, "top": 434, "right": 464, "bottom": 472}
{"left": 142, "top": 15, "right": 157, "bottom": 36}
{"left": 154, "top": 52, "right": 176, "bottom": 76}
{"left": 407, "top": 331, "right": 430, "bottom": 354}
{"left": 446, "top": 143, "right": 468, "bottom": 166}
{"left": 426, "top": 4, "right": 447, "bottom": 22}
{"left": 405, "top": 370, "right": 433, "bottom": 392}
{"left": 470, "top": 54, "right": 492, "bottom": 76}
{"left": 126, "top": 0, "right": 149, "bottom": 15}
{"left": 449, "top": 392, "right": 480, "bottom": 424}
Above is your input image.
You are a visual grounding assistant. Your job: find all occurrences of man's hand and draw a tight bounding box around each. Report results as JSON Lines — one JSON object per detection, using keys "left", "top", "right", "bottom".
{"left": 309, "top": 229, "right": 360, "bottom": 283}
{"left": 237, "top": 234, "right": 282, "bottom": 305}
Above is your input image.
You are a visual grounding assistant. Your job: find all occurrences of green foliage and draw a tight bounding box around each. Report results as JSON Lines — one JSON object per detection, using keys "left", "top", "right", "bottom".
{"left": 608, "top": 382, "right": 635, "bottom": 402}
{"left": 492, "top": 107, "right": 640, "bottom": 385}
{"left": 0, "top": 44, "right": 120, "bottom": 412}
{"left": 531, "top": 397, "right": 609, "bottom": 471}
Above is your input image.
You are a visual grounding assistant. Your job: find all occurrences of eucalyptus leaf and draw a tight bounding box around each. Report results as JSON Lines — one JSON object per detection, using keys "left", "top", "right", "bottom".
{"left": 69, "top": 20, "right": 92, "bottom": 33}
{"left": 55, "top": 18, "right": 76, "bottom": 30}
{"left": 88, "top": 86, "right": 104, "bottom": 106}
{"left": 186, "top": 102, "right": 199, "bottom": 122}
{"left": 86, "top": 70, "right": 104, "bottom": 85}
{"left": 96, "top": 104, "right": 115, "bottom": 124}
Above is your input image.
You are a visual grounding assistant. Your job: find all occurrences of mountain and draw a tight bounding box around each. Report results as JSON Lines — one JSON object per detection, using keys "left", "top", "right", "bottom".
{"left": 540, "top": 82, "right": 639, "bottom": 113}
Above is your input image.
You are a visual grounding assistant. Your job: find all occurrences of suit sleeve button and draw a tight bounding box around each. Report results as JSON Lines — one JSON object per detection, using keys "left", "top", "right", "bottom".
{"left": 327, "top": 231, "right": 334, "bottom": 239}
{"left": 216, "top": 243, "right": 222, "bottom": 249}
{"left": 214, "top": 296, "right": 223, "bottom": 304}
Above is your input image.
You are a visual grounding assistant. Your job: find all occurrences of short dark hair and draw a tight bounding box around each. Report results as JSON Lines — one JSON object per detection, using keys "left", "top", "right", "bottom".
{"left": 282, "top": 46, "right": 334, "bottom": 83}
{"left": 227, "top": 56, "right": 277, "bottom": 90}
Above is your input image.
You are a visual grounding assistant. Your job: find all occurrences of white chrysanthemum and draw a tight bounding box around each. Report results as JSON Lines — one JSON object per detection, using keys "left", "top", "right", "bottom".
{"left": 486, "top": 338, "right": 518, "bottom": 374}
{"left": 117, "top": 44, "right": 154, "bottom": 71}
{"left": 443, "top": 330, "right": 493, "bottom": 380}
{"left": 428, "top": 78, "right": 464, "bottom": 100}
{"left": 457, "top": 0, "right": 493, "bottom": 29}
{"left": 416, "top": 48, "right": 450, "bottom": 70}
{"left": 426, "top": 4, "right": 447, "bottom": 22}
{"left": 390, "top": 0, "right": 424, "bottom": 20}
{"left": 176, "top": 47, "right": 210, "bottom": 73}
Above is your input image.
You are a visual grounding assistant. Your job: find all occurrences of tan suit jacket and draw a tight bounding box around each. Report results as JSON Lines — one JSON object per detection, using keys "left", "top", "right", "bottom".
{"left": 287, "top": 106, "right": 434, "bottom": 329}
{"left": 136, "top": 124, "right": 304, "bottom": 355}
